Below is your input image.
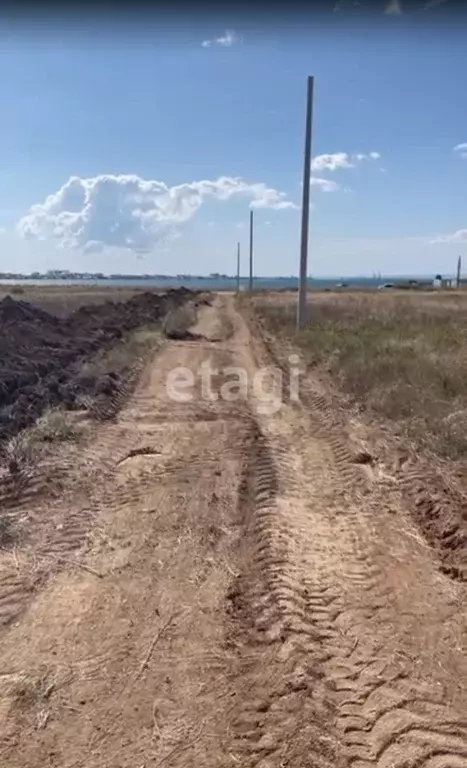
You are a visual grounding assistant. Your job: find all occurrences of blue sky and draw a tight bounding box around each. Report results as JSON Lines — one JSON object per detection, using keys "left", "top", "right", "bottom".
{"left": 0, "top": 6, "right": 466, "bottom": 277}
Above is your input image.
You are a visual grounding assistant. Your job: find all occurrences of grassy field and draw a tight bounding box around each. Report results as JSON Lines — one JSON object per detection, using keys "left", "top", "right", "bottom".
{"left": 254, "top": 290, "right": 467, "bottom": 460}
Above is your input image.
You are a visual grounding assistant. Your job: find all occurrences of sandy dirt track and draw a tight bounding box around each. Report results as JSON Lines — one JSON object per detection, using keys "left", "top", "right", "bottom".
{"left": 1, "top": 293, "right": 467, "bottom": 767}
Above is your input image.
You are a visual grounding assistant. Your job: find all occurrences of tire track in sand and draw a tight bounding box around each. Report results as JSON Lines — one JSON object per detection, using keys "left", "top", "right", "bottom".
{"left": 1, "top": 294, "right": 467, "bottom": 768}
{"left": 227, "top": 418, "right": 342, "bottom": 768}
{"left": 227, "top": 297, "right": 467, "bottom": 768}
{"left": 0, "top": 351, "right": 168, "bottom": 626}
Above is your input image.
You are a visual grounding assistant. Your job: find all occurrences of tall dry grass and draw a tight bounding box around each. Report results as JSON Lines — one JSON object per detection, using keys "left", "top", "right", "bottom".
{"left": 256, "top": 291, "right": 467, "bottom": 459}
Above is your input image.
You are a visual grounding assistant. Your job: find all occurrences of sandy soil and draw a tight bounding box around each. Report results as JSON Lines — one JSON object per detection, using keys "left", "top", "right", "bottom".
{"left": 1, "top": 293, "right": 467, "bottom": 767}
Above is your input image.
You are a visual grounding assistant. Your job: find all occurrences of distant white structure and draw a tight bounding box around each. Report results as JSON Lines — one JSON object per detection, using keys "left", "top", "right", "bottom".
{"left": 432, "top": 274, "right": 455, "bottom": 289}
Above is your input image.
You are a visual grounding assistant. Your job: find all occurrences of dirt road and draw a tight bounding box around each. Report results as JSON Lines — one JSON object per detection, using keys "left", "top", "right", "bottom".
{"left": 1, "top": 293, "right": 467, "bottom": 767}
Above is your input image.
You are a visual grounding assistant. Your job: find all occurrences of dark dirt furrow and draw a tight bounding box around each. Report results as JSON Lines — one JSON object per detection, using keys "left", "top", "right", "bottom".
{"left": 0, "top": 288, "right": 195, "bottom": 445}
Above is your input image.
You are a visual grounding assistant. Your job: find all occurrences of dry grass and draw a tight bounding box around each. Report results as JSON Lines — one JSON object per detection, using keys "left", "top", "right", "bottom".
{"left": 5, "top": 408, "right": 81, "bottom": 471}
{"left": 7, "top": 669, "right": 55, "bottom": 711}
{"left": 80, "top": 324, "right": 162, "bottom": 380}
{"left": 79, "top": 324, "right": 163, "bottom": 420}
{"left": 255, "top": 290, "right": 467, "bottom": 460}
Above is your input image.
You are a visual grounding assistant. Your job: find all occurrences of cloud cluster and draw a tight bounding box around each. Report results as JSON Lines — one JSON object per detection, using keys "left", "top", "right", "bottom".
{"left": 17, "top": 174, "right": 297, "bottom": 253}
{"left": 202, "top": 30, "right": 238, "bottom": 48}
{"left": 311, "top": 151, "right": 380, "bottom": 172}
{"left": 454, "top": 143, "right": 467, "bottom": 160}
{"left": 431, "top": 230, "right": 467, "bottom": 244}
{"left": 310, "top": 177, "right": 339, "bottom": 192}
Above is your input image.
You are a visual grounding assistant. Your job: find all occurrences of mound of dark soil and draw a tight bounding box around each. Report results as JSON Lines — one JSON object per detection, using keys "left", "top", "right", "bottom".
{"left": 0, "top": 288, "right": 195, "bottom": 443}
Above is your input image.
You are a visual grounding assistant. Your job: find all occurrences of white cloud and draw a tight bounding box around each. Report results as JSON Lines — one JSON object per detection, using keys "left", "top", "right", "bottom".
{"left": 202, "top": 30, "right": 238, "bottom": 48}
{"left": 312, "top": 153, "right": 354, "bottom": 172}
{"left": 311, "top": 177, "right": 340, "bottom": 192}
{"left": 423, "top": 0, "right": 449, "bottom": 9}
{"left": 311, "top": 151, "right": 381, "bottom": 172}
{"left": 454, "top": 143, "right": 467, "bottom": 160}
{"left": 217, "top": 30, "right": 238, "bottom": 46}
{"left": 384, "top": 0, "right": 403, "bottom": 14}
{"left": 299, "top": 177, "right": 341, "bottom": 192}
{"left": 16, "top": 173, "right": 297, "bottom": 253}
{"left": 431, "top": 230, "right": 467, "bottom": 244}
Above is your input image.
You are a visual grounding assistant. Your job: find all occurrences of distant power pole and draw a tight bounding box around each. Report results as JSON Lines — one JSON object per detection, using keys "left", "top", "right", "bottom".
{"left": 249, "top": 209, "right": 254, "bottom": 293}
{"left": 296, "top": 75, "right": 314, "bottom": 331}
{"left": 457, "top": 255, "right": 462, "bottom": 288}
{"left": 236, "top": 242, "right": 241, "bottom": 294}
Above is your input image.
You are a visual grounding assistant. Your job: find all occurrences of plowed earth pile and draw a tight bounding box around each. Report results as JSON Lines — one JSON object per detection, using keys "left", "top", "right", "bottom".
{"left": 0, "top": 288, "right": 194, "bottom": 441}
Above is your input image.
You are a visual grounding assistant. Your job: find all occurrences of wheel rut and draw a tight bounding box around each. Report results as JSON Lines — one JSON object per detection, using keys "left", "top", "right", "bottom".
{"left": 1, "top": 295, "right": 467, "bottom": 768}
{"left": 228, "top": 299, "right": 467, "bottom": 768}
{"left": 228, "top": 417, "right": 342, "bottom": 768}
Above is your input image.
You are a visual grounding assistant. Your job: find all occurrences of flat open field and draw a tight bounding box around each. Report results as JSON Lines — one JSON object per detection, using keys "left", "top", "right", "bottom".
{"left": 1, "top": 289, "right": 467, "bottom": 768}
{"left": 256, "top": 289, "right": 467, "bottom": 459}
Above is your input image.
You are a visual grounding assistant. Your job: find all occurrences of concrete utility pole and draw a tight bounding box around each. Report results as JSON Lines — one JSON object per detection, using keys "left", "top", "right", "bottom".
{"left": 457, "top": 255, "right": 462, "bottom": 288}
{"left": 236, "top": 241, "right": 241, "bottom": 294}
{"left": 249, "top": 209, "right": 254, "bottom": 293}
{"left": 297, "top": 75, "right": 314, "bottom": 331}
